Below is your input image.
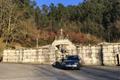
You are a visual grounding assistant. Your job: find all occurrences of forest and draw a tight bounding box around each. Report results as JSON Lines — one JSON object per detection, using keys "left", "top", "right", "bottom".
{"left": 0, "top": 0, "right": 120, "bottom": 49}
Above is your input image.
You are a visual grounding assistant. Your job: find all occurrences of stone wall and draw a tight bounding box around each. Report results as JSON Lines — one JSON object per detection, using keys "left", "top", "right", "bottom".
{"left": 77, "top": 43, "right": 120, "bottom": 66}
{"left": 78, "top": 46, "right": 101, "bottom": 65}
{"left": 3, "top": 48, "right": 55, "bottom": 64}
{"left": 2, "top": 43, "right": 120, "bottom": 66}
{"left": 102, "top": 44, "right": 120, "bottom": 65}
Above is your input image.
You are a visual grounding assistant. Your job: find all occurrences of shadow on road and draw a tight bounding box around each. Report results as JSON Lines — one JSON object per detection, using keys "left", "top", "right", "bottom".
{"left": 84, "top": 66, "right": 120, "bottom": 74}
{"left": 80, "top": 66, "right": 120, "bottom": 80}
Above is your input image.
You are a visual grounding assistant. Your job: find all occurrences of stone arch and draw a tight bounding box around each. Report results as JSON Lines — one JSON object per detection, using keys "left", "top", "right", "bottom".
{"left": 51, "top": 39, "right": 77, "bottom": 61}
{"left": 52, "top": 39, "right": 76, "bottom": 54}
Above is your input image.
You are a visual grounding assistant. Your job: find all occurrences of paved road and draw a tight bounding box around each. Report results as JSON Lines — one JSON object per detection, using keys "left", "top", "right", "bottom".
{"left": 0, "top": 63, "right": 120, "bottom": 80}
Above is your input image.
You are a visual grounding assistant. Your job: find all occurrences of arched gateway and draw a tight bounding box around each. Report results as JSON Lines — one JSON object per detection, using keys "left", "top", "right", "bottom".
{"left": 51, "top": 29, "right": 77, "bottom": 61}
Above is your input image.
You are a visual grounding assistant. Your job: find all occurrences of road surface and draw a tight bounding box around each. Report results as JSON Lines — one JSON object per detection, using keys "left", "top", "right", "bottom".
{"left": 0, "top": 63, "right": 120, "bottom": 80}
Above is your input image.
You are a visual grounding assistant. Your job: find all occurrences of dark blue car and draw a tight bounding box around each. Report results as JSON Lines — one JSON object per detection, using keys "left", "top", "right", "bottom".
{"left": 55, "top": 55, "right": 81, "bottom": 70}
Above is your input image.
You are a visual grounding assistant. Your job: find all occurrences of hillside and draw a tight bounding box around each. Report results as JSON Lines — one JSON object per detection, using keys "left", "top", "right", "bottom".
{"left": 0, "top": 0, "right": 120, "bottom": 49}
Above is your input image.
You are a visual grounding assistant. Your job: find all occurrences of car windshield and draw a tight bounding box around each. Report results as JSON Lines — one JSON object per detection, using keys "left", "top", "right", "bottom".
{"left": 66, "top": 56, "right": 79, "bottom": 60}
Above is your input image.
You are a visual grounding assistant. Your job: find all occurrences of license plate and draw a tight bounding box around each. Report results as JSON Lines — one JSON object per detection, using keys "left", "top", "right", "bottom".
{"left": 66, "top": 64, "right": 77, "bottom": 67}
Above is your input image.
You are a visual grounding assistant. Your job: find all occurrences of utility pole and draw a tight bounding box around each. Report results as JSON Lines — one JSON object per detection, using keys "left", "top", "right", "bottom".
{"left": 36, "top": 34, "right": 39, "bottom": 48}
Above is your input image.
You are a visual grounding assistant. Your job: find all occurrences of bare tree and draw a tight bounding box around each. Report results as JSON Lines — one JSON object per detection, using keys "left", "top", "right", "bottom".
{"left": 0, "top": 0, "right": 27, "bottom": 47}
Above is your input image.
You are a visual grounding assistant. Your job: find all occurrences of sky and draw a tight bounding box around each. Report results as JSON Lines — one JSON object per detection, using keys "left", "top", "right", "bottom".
{"left": 36, "top": 0, "right": 84, "bottom": 7}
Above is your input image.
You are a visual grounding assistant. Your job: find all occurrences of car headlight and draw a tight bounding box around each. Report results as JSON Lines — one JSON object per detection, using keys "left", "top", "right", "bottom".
{"left": 74, "top": 63, "right": 78, "bottom": 65}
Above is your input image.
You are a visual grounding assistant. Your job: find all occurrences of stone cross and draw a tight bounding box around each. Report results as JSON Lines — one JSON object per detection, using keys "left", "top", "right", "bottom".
{"left": 59, "top": 28, "right": 64, "bottom": 39}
